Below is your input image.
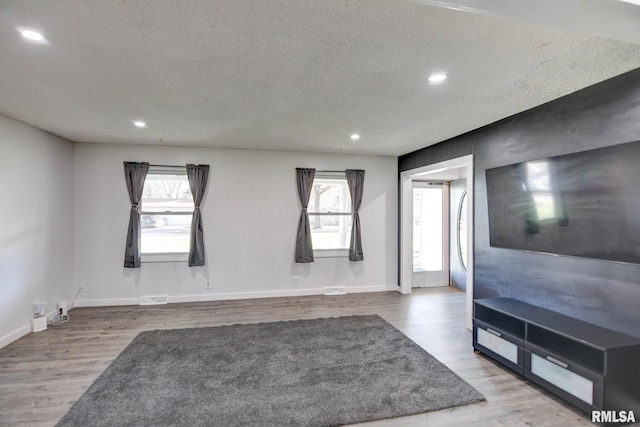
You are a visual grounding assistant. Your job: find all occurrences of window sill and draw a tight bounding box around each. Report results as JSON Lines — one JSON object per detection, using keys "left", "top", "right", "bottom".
{"left": 141, "top": 253, "right": 188, "bottom": 263}
{"left": 314, "top": 248, "right": 349, "bottom": 258}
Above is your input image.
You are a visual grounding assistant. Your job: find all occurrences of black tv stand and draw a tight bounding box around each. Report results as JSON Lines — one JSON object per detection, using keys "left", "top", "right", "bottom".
{"left": 473, "top": 298, "right": 640, "bottom": 425}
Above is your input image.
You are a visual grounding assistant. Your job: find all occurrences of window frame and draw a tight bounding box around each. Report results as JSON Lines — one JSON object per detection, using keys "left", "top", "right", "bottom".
{"left": 307, "top": 172, "right": 352, "bottom": 258}
{"left": 140, "top": 165, "right": 193, "bottom": 263}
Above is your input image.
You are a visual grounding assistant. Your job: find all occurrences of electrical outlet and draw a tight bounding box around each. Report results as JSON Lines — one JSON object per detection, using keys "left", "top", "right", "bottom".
{"left": 57, "top": 300, "right": 68, "bottom": 316}
{"left": 206, "top": 280, "right": 211, "bottom": 289}
{"left": 293, "top": 276, "right": 300, "bottom": 285}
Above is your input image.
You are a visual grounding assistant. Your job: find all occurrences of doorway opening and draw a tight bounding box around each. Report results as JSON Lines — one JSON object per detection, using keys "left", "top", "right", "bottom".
{"left": 412, "top": 181, "right": 450, "bottom": 287}
{"left": 400, "top": 155, "right": 474, "bottom": 329}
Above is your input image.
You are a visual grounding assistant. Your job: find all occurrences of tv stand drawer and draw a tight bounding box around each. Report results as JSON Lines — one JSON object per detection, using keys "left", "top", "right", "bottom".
{"left": 473, "top": 320, "right": 524, "bottom": 373}
{"left": 476, "top": 327, "right": 519, "bottom": 364}
{"left": 529, "top": 352, "right": 594, "bottom": 405}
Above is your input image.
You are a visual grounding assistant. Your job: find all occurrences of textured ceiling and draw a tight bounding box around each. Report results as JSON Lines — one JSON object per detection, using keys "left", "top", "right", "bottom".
{"left": 1, "top": 0, "right": 639, "bottom": 156}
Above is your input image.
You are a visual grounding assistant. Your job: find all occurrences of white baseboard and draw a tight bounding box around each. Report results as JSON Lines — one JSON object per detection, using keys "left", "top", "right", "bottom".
{"left": 347, "top": 285, "right": 397, "bottom": 294}
{"left": 74, "top": 297, "right": 139, "bottom": 307}
{"left": 168, "top": 285, "right": 397, "bottom": 303}
{"left": 70, "top": 285, "right": 398, "bottom": 308}
{"left": 0, "top": 324, "right": 32, "bottom": 350}
{"left": 169, "top": 288, "right": 324, "bottom": 304}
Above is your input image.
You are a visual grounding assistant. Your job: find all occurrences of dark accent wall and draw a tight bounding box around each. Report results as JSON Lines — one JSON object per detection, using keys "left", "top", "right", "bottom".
{"left": 398, "top": 67, "right": 640, "bottom": 338}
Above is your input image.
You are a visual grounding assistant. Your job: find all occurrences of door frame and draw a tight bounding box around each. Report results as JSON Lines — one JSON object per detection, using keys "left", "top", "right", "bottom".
{"left": 400, "top": 154, "right": 474, "bottom": 329}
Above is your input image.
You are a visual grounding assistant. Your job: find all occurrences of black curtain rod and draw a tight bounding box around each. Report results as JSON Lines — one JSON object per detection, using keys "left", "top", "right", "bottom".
{"left": 316, "top": 170, "right": 346, "bottom": 173}
{"left": 149, "top": 164, "right": 184, "bottom": 168}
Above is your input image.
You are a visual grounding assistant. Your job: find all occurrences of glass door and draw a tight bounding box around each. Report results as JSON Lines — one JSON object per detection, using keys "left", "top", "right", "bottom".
{"left": 412, "top": 181, "right": 450, "bottom": 287}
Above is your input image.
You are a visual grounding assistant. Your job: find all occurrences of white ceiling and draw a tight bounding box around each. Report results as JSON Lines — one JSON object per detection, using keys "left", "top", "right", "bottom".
{"left": 1, "top": 0, "right": 639, "bottom": 156}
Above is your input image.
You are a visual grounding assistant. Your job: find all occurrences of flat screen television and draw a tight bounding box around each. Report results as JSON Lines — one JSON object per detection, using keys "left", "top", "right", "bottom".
{"left": 485, "top": 140, "right": 640, "bottom": 264}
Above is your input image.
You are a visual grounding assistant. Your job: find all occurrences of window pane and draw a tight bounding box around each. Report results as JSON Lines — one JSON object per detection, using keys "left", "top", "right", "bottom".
{"left": 413, "top": 187, "right": 443, "bottom": 272}
{"left": 309, "top": 214, "right": 352, "bottom": 249}
{"left": 308, "top": 179, "right": 352, "bottom": 213}
{"left": 142, "top": 173, "right": 194, "bottom": 213}
{"left": 141, "top": 214, "right": 192, "bottom": 254}
{"left": 141, "top": 171, "right": 193, "bottom": 256}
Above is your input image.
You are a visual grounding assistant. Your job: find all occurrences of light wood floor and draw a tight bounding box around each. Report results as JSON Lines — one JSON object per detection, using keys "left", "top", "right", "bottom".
{"left": 0, "top": 287, "right": 596, "bottom": 426}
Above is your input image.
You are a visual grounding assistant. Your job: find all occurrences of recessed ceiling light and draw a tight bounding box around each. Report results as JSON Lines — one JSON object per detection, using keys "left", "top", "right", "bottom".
{"left": 428, "top": 72, "right": 447, "bottom": 84}
{"left": 350, "top": 133, "right": 360, "bottom": 141}
{"left": 133, "top": 121, "right": 147, "bottom": 128}
{"left": 17, "top": 28, "right": 47, "bottom": 43}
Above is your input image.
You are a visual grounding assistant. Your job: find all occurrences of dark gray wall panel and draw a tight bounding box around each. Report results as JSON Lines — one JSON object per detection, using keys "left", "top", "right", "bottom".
{"left": 399, "top": 67, "right": 640, "bottom": 338}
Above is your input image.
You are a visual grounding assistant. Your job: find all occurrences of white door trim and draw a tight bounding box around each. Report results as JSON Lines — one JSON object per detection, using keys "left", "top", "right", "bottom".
{"left": 400, "top": 154, "right": 474, "bottom": 329}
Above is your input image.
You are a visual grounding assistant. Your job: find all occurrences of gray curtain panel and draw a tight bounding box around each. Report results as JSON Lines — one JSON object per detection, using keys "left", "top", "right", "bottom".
{"left": 295, "top": 168, "right": 316, "bottom": 263}
{"left": 346, "top": 169, "right": 365, "bottom": 261}
{"left": 186, "top": 164, "right": 210, "bottom": 267}
{"left": 123, "top": 162, "right": 150, "bottom": 268}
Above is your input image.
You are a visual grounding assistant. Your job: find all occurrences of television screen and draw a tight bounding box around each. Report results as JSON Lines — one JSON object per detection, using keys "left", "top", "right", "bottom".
{"left": 486, "top": 140, "right": 640, "bottom": 264}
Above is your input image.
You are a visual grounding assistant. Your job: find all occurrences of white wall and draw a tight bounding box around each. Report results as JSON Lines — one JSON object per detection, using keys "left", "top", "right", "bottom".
{"left": 0, "top": 115, "right": 74, "bottom": 348}
{"left": 73, "top": 143, "right": 397, "bottom": 306}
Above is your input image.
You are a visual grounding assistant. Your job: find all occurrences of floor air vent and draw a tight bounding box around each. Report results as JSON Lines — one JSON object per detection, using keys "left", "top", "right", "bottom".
{"left": 324, "top": 287, "right": 347, "bottom": 296}
{"left": 140, "top": 295, "right": 169, "bottom": 305}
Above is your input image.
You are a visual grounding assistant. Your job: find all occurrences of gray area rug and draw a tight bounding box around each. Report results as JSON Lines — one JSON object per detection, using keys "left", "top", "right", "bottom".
{"left": 57, "top": 315, "right": 484, "bottom": 426}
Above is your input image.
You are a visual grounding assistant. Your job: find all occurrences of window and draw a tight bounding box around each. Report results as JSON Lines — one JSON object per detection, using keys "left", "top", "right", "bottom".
{"left": 308, "top": 173, "right": 352, "bottom": 255}
{"left": 140, "top": 166, "right": 194, "bottom": 261}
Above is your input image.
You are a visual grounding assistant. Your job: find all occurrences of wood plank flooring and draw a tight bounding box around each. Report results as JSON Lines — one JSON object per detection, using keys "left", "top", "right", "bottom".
{"left": 0, "top": 288, "right": 595, "bottom": 426}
